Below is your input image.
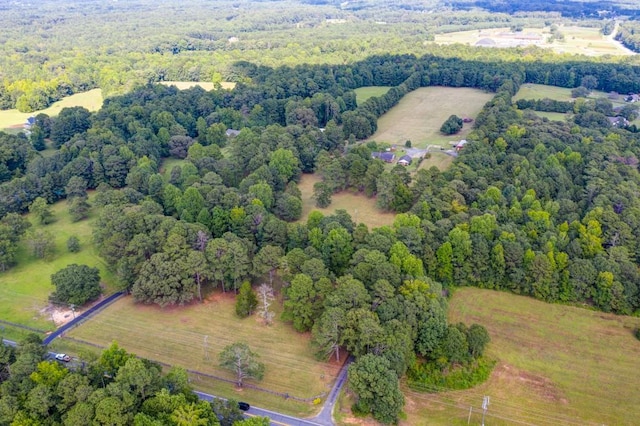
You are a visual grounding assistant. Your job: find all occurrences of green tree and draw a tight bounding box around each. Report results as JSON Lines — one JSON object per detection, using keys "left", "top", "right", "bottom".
{"left": 235, "top": 281, "right": 257, "bottom": 318}
{"left": 440, "top": 114, "right": 463, "bottom": 135}
{"left": 347, "top": 354, "right": 404, "bottom": 424}
{"left": 29, "top": 197, "right": 53, "bottom": 225}
{"left": 466, "top": 323, "right": 490, "bottom": 358}
{"left": 24, "top": 229, "right": 55, "bottom": 259}
{"left": 50, "top": 264, "right": 101, "bottom": 306}
{"left": 252, "top": 245, "right": 284, "bottom": 286}
{"left": 218, "top": 343, "right": 265, "bottom": 388}
{"left": 282, "top": 274, "right": 317, "bottom": 332}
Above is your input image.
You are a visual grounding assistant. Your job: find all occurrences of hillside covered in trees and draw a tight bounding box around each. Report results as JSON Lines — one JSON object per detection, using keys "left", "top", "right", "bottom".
{"left": 2, "top": 50, "right": 640, "bottom": 421}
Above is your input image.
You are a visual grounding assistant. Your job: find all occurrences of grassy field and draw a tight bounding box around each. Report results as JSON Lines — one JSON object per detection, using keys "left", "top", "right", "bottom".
{"left": 160, "top": 158, "right": 187, "bottom": 179}
{"left": 0, "top": 89, "right": 103, "bottom": 131}
{"left": 433, "top": 25, "right": 632, "bottom": 57}
{"left": 354, "top": 86, "right": 391, "bottom": 106}
{"left": 68, "top": 292, "right": 342, "bottom": 416}
{"left": 297, "top": 173, "right": 396, "bottom": 229}
{"left": 533, "top": 111, "right": 570, "bottom": 122}
{"left": 366, "top": 87, "right": 493, "bottom": 148}
{"left": 402, "top": 288, "right": 640, "bottom": 426}
{"left": 418, "top": 152, "right": 455, "bottom": 172}
{"left": 160, "top": 81, "right": 236, "bottom": 90}
{"left": 0, "top": 195, "right": 115, "bottom": 331}
{"left": 513, "top": 83, "right": 618, "bottom": 103}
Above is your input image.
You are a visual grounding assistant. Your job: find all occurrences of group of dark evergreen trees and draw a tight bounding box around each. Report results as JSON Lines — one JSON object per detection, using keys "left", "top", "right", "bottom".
{"left": 3, "top": 51, "right": 640, "bottom": 422}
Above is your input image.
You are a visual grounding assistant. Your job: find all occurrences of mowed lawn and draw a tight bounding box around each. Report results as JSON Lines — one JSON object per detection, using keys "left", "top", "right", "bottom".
{"left": 354, "top": 86, "right": 391, "bottom": 105}
{"left": 366, "top": 87, "right": 493, "bottom": 148}
{"left": 0, "top": 196, "right": 115, "bottom": 330}
{"left": 68, "top": 292, "right": 342, "bottom": 415}
{"left": 297, "top": 173, "right": 396, "bottom": 229}
{"left": 0, "top": 89, "right": 103, "bottom": 130}
{"left": 418, "top": 151, "right": 454, "bottom": 172}
{"left": 402, "top": 288, "right": 640, "bottom": 426}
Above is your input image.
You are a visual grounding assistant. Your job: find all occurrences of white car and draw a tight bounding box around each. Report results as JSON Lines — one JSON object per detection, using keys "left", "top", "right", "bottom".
{"left": 54, "top": 353, "right": 71, "bottom": 362}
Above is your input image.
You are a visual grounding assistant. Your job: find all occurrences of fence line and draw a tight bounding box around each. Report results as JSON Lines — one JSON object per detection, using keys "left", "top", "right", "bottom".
{"left": 0, "top": 319, "right": 47, "bottom": 334}
{"left": 60, "top": 336, "right": 325, "bottom": 403}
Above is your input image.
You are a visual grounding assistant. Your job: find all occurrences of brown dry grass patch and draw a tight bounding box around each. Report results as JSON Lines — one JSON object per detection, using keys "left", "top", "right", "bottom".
{"left": 297, "top": 174, "right": 396, "bottom": 229}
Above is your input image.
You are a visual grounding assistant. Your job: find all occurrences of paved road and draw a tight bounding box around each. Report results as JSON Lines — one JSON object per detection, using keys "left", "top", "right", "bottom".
{"left": 43, "top": 291, "right": 124, "bottom": 345}
{"left": 310, "top": 356, "right": 353, "bottom": 425}
{"left": 194, "top": 390, "right": 324, "bottom": 426}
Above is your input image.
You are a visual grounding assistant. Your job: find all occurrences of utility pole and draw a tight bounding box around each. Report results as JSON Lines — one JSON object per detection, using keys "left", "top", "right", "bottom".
{"left": 481, "top": 396, "right": 490, "bottom": 426}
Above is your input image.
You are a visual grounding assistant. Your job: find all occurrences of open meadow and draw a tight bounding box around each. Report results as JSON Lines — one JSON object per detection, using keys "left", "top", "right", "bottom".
{"left": 366, "top": 87, "right": 493, "bottom": 148}
{"left": 401, "top": 287, "right": 640, "bottom": 425}
{"left": 67, "top": 292, "right": 342, "bottom": 416}
{"left": 354, "top": 86, "right": 391, "bottom": 105}
{"left": 433, "top": 25, "right": 633, "bottom": 57}
{"left": 0, "top": 195, "right": 115, "bottom": 332}
{"left": 297, "top": 173, "right": 396, "bottom": 229}
{"left": 0, "top": 89, "right": 103, "bottom": 131}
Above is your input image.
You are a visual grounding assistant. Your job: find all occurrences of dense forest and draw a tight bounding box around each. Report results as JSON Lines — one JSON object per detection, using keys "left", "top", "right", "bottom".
{"left": 0, "top": 336, "right": 268, "bottom": 425}
{"left": 3, "top": 50, "right": 640, "bottom": 421}
{"left": 2, "top": 0, "right": 633, "bottom": 112}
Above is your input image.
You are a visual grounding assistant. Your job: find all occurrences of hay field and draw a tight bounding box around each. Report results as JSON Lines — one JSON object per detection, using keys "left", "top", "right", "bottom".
{"left": 366, "top": 87, "right": 493, "bottom": 148}
{"left": 0, "top": 89, "right": 103, "bottom": 130}
{"left": 402, "top": 288, "right": 640, "bottom": 425}
{"left": 297, "top": 173, "right": 396, "bottom": 229}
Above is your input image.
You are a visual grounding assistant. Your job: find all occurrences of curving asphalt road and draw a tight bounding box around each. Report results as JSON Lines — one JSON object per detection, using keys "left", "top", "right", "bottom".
{"left": 310, "top": 356, "right": 353, "bottom": 425}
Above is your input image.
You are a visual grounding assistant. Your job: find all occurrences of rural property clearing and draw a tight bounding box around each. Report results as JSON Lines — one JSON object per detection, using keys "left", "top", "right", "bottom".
{"left": 297, "top": 173, "right": 396, "bottom": 229}
{"left": 366, "top": 87, "right": 493, "bottom": 149}
{"left": 0, "top": 196, "right": 115, "bottom": 332}
{"left": 402, "top": 287, "right": 640, "bottom": 425}
{"left": 68, "top": 292, "right": 342, "bottom": 417}
{"left": 354, "top": 86, "right": 391, "bottom": 106}
{"left": 0, "top": 89, "right": 103, "bottom": 131}
{"left": 433, "top": 25, "right": 632, "bottom": 57}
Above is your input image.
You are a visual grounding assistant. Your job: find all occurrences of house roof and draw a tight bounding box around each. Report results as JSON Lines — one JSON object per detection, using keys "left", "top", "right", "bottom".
{"left": 226, "top": 129, "right": 240, "bottom": 137}
{"left": 372, "top": 152, "right": 396, "bottom": 161}
{"left": 398, "top": 155, "right": 412, "bottom": 163}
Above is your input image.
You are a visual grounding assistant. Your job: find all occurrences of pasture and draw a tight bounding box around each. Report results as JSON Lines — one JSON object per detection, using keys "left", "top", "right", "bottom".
{"left": 0, "top": 89, "right": 103, "bottom": 131}
{"left": 354, "top": 86, "right": 391, "bottom": 105}
{"left": 67, "top": 292, "right": 341, "bottom": 416}
{"left": 0, "top": 196, "right": 115, "bottom": 331}
{"left": 366, "top": 87, "right": 493, "bottom": 148}
{"left": 297, "top": 173, "right": 396, "bottom": 229}
{"left": 433, "top": 25, "right": 632, "bottom": 57}
{"left": 418, "top": 152, "right": 455, "bottom": 172}
{"left": 513, "top": 83, "right": 616, "bottom": 103}
{"left": 402, "top": 287, "right": 640, "bottom": 425}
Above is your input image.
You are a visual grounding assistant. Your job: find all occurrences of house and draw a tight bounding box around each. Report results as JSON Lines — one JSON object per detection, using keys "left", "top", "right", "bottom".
{"left": 226, "top": 129, "right": 241, "bottom": 137}
{"left": 625, "top": 94, "right": 640, "bottom": 103}
{"left": 455, "top": 140, "right": 468, "bottom": 152}
{"left": 398, "top": 155, "right": 412, "bottom": 166}
{"left": 372, "top": 152, "right": 396, "bottom": 163}
{"left": 608, "top": 117, "right": 630, "bottom": 127}
{"left": 24, "top": 116, "right": 35, "bottom": 129}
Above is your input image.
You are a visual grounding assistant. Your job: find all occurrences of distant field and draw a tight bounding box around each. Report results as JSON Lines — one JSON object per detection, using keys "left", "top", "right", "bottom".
{"left": 354, "top": 86, "right": 391, "bottom": 105}
{"left": 403, "top": 288, "right": 640, "bottom": 425}
{"left": 433, "top": 25, "right": 632, "bottom": 57}
{"left": 0, "top": 195, "right": 115, "bottom": 330}
{"left": 68, "top": 292, "right": 341, "bottom": 416}
{"left": 297, "top": 173, "right": 396, "bottom": 229}
{"left": 513, "top": 83, "right": 617, "bottom": 103}
{"left": 160, "top": 81, "right": 236, "bottom": 90}
{"left": 533, "top": 111, "right": 570, "bottom": 122}
{"left": 366, "top": 87, "right": 493, "bottom": 148}
{"left": 0, "top": 89, "right": 103, "bottom": 130}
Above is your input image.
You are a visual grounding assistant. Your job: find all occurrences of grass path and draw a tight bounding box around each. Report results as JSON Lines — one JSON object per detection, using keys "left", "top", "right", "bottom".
{"left": 402, "top": 288, "right": 640, "bottom": 425}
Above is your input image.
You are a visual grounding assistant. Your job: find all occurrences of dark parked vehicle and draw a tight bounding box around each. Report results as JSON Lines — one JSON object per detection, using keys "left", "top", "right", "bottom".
{"left": 238, "top": 402, "right": 250, "bottom": 411}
